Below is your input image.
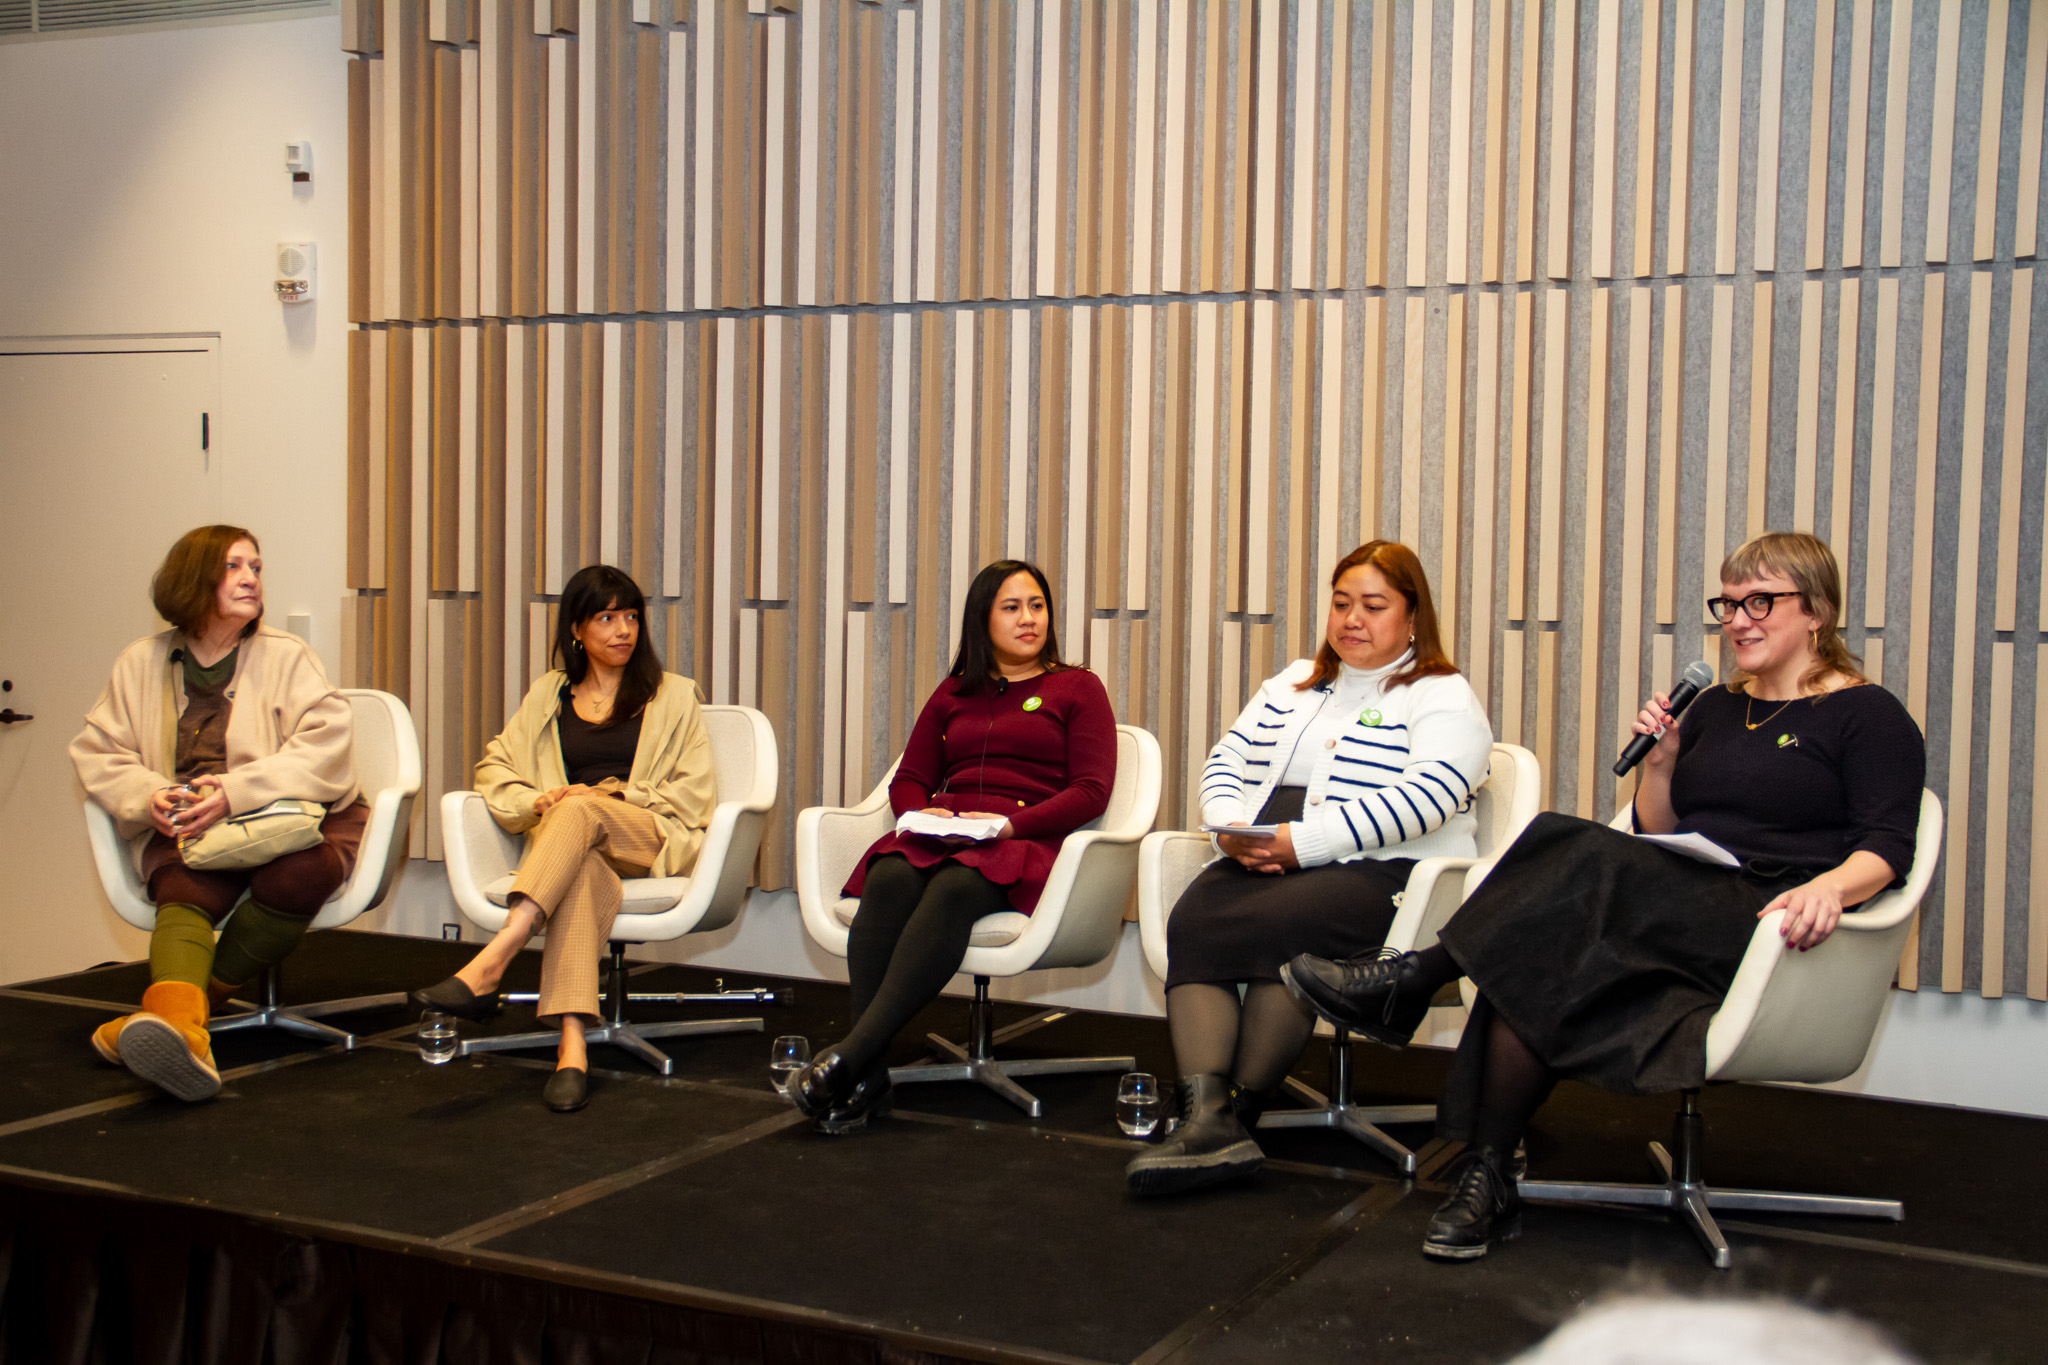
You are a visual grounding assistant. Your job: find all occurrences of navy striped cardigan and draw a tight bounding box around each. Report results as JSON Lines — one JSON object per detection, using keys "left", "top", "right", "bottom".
{"left": 1200, "top": 657, "right": 1495, "bottom": 866}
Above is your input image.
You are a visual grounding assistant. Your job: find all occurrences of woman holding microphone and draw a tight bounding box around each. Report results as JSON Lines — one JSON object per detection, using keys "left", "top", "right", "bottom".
{"left": 1286, "top": 532, "right": 1925, "bottom": 1259}
{"left": 1125, "top": 541, "right": 1493, "bottom": 1195}
{"left": 781, "top": 560, "right": 1117, "bottom": 1135}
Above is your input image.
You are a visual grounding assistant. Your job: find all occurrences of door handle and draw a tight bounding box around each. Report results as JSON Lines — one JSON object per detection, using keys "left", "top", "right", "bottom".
{"left": 0, "top": 710, "right": 32, "bottom": 724}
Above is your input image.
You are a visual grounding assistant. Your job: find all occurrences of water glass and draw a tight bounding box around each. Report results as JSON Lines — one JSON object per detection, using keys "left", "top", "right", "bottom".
{"left": 769, "top": 1034, "right": 811, "bottom": 1082}
{"left": 1116, "top": 1072, "right": 1162, "bottom": 1138}
{"left": 416, "top": 1010, "right": 459, "bottom": 1066}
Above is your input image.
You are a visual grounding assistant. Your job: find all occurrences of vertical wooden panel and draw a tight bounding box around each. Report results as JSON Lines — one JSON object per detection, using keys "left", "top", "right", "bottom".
{"left": 1364, "top": 0, "right": 1395, "bottom": 287}
{"left": 1666, "top": 0, "right": 1695, "bottom": 276}
{"left": 1904, "top": 274, "right": 1944, "bottom": 726}
{"left": 1161, "top": 0, "right": 1191, "bottom": 291}
{"left": 1128, "top": 303, "right": 1154, "bottom": 608}
{"left": 1703, "top": 283, "right": 1734, "bottom": 602}
{"left": 1324, "top": 0, "right": 1350, "bottom": 288}
{"left": 1287, "top": 298, "right": 1315, "bottom": 637}
{"left": 1590, "top": 0, "right": 1620, "bottom": 279}
{"left": 1500, "top": 628, "right": 1525, "bottom": 744}
{"left": 1617, "top": 287, "right": 1650, "bottom": 776}
{"left": 1004, "top": 310, "right": 1029, "bottom": 554}
{"left": 1066, "top": 307, "right": 1094, "bottom": 645}
{"left": 1481, "top": 0, "right": 1509, "bottom": 282}
{"left": 1037, "top": 308, "right": 1070, "bottom": 574}
{"left": 1865, "top": 277, "right": 1900, "bottom": 628}
{"left": 1802, "top": 0, "right": 1834, "bottom": 271}
{"left": 1244, "top": 298, "right": 1275, "bottom": 616}
{"left": 1576, "top": 289, "right": 1611, "bottom": 818}
{"left": 1358, "top": 296, "right": 1388, "bottom": 540}
{"left": 1995, "top": 271, "right": 2033, "bottom": 630}
{"left": 1631, "top": 0, "right": 1660, "bottom": 279}
{"left": 1469, "top": 291, "right": 1500, "bottom": 705}
{"left": 1751, "top": 0, "right": 1784, "bottom": 272}
{"left": 544, "top": 321, "right": 567, "bottom": 589}
{"left": 1830, "top": 280, "right": 1861, "bottom": 593}
{"left": 631, "top": 320, "right": 660, "bottom": 593}
{"left": 1515, "top": 0, "right": 1540, "bottom": 278}
{"left": 1014, "top": 0, "right": 1040, "bottom": 297}
{"left": 1096, "top": 2, "right": 1123, "bottom": 296}
{"left": 458, "top": 325, "right": 479, "bottom": 591}
{"left": 798, "top": 1, "right": 823, "bottom": 304}
{"left": 1443, "top": 2, "right": 1476, "bottom": 285}
{"left": 1536, "top": 289, "right": 1566, "bottom": 619}
{"left": 961, "top": 0, "right": 986, "bottom": 300}
{"left": 503, "top": 324, "right": 528, "bottom": 714}
{"left": 1983, "top": 644, "right": 2014, "bottom": 995}
{"left": 350, "top": 59, "right": 372, "bottom": 323}
{"left": 1746, "top": 281, "right": 1772, "bottom": 540}
{"left": 2033, "top": 644, "right": 2048, "bottom": 999}
{"left": 1188, "top": 302, "right": 1222, "bottom": 805}
{"left": 1400, "top": 296, "right": 1427, "bottom": 543}
{"left": 1972, "top": 0, "right": 2011, "bottom": 262}
{"left": 1655, "top": 283, "right": 1683, "bottom": 623}
{"left": 1923, "top": 0, "right": 1962, "bottom": 263}
{"left": 1712, "top": 0, "right": 1741, "bottom": 276}
{"left": 1506, "top": 288, "right": 1533, "bottom": 618}
{"left": 821, "top": 314, "right": 850, "bottom": 802}
{"left": 1440, "top": 293, "right": 1466, "bottom": 652}
{"left": 1841, "top": 0, "right": 1873, "bottom": 267}
{"left": 1879, "top": 0, "right": 1911, "bottom": 268}
{"left": 1252, "top": 0, "right": 1283, "bottom": 290}
{"left": 1317, "top": 297, "right": 1346, "bottom": 589}
{"left": 1794, "top": 280, "right": 1823, "bottom": 530}
{"left": 1133, "top": 0, "right": 1160, "bottom": 293}
{"left": 831, "top": 0, "right": 856, "bottom": 306}
{"left": 950, "top": 311, "right": 976, "bottom": 627}
{"left": 1545, "top": 0, "right": 1577, "bottom": 281}
{"left": 1290, "top": 0, "right": 1319, "bottom": 290}
{"left": 2019, "top": 0, "right": 2048, "bottom": 259}
{"left": 1534, "top": 629, "right": 1561, "bottom": 808}
{"left": 576, "top": 0, "right": 599, "bottom": 313}
{"left": 599, "top": 320, "right": 622, "bottom": 564}
{"left": 1097, "top": 306, "right": 1129, "bottom": 611}
{"left": 1037, "top": 0, "right": 1065, "bottom": 298}
{"left": 546, "top": 34, "right": 574, "bottom": 315}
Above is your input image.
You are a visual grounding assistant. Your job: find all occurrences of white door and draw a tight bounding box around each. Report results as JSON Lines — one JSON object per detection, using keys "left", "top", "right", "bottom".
{"left": 0, "top": 338, "right": 222, "bottom": 985}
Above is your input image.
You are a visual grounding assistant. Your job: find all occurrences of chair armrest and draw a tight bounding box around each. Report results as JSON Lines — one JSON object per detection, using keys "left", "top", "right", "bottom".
{"left": 646, "top": 797, "right": 767, "bottom": 937}
{"left": 1384, "top": 855, "right": 1481, "bottom": 955}
{"left": 1137, "top": 831, "right": 1221, "bottom": 982}
{"left": 81, "top": 801, "right": 156, "bottom": 931}
{"left": 312, "top": 784, "right": 416, "bottom": 928}
{"left": 990, "top": 822, "right": 1147, "bottom": 974}
{"left": 795, "top": 794, "right": 895, "bottom": 956}
{"left": 1704, "top": 905, "right": 1920, "bottom": 1083}
{"left": 440, "top": 789, "right": 526, "bottom": 931}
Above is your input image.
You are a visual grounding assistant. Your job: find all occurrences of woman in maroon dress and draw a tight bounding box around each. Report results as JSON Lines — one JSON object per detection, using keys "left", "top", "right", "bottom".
{"left": 784, "top": 560, "right": 1118, "bottom": 1133}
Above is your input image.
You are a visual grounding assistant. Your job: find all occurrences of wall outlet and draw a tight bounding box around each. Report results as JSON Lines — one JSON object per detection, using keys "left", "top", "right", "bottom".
{"left": 442, "top": 923, "right": 462, "bottom": 941}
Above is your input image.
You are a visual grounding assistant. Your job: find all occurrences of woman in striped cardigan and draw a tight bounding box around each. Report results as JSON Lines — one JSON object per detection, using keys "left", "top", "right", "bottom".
{"left": 1126, "top": 541, "right": 1493, "bottom": 1196}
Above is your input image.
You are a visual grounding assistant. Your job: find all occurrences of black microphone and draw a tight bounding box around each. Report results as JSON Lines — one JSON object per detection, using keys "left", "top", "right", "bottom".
{"left": 1613, "top": 660, "right": 1715, "bottom": 776}
{"left": 995, "top": 677, "right": 1008, "bottom": 695}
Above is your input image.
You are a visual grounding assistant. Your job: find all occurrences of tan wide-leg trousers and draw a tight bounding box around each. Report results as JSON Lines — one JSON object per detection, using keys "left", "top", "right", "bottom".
{"left": 508, "top": 794, "right": 665, "bottom": 1021}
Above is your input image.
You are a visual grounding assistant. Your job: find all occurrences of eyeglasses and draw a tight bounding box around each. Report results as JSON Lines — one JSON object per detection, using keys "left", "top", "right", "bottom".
{"left": 1706, "top": 591, "right": 1803, "bottom": 624}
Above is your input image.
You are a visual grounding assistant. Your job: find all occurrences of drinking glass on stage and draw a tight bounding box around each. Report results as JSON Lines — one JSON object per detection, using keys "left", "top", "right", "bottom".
{"left": 417, "top": 1010, "right": 458, "bottom": 1065}
{"left": 1117, "top": 1072, "right": 1162, "bottom": 1137}
{"left": 770, "top": 1035, "right": 811, "bottom": 1087}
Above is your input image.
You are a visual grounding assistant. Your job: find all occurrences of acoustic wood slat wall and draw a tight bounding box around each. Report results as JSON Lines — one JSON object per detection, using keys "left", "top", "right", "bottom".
{"left": 347, "top": 0, "right": 2048, "bottom": 999}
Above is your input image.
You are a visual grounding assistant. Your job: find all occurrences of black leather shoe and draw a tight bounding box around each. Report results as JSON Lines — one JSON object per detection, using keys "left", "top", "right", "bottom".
{"left": 411, "top": 975, "right": 501, "bottom": 1022}
{"left": 1423, "top": 1144, "right": 1523, "bottom": 1260}
{"left": 543, "top": 1066, "right": 589, "bottom": 1113}
{"left": 1125, "top": 1075, "right": 1264, "bottom": 1196}
{"left": 1282, "top": 949, "right": 1436, "bottom": 1047}
{"left": 781, "top": 1047, "right": 858, "bottom": 1118}
{"left": 815, "top": 1067, "right": 893, "bottom": 1136}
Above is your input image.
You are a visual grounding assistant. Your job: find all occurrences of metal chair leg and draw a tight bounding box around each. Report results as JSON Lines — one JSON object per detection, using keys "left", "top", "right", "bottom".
{"left": 887, "top": 977, "right": 1136, "bottom": 1119}
{"left": 207, "top": 966, "right": 406, "bottom": 1052}
{"left": 1257, "top": 1031, "right": 1434, "bottom": 1174}
{"left": 1512, "top": 1090, "right": 1904, "bottom": 1270}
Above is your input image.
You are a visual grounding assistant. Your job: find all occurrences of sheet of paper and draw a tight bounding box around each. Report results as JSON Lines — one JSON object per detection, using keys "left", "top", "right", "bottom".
{"left": 1635, "top": 831, "right": 1741, "bottom": 868}
{"left": 1199, "top": 823, "right": 1282, "bottom": 838}
{"left": 895, "top": 811, "right": 1008, "bottom": 842}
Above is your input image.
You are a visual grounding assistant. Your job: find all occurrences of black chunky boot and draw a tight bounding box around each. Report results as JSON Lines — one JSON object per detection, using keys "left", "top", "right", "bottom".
{"left": 1281, "top": 948, "right": 1438, "bottom": 1046}
{"left": 814, "top": 1065, "right": 893, "bottom": 1136}
{"left": 1422, "top": 1144, "right": 1523, "bottom": 1260}
{"left": 1124, "top": 1074, "right": 1263, "bottom": 1196}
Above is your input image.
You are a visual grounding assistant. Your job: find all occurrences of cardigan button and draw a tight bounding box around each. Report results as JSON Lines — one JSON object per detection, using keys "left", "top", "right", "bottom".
{"left": 1309, "top": 795, "right": 1323, "bottom": 805}
{"left": 1324, "top": 738, "right": 1337, "bottom": 750}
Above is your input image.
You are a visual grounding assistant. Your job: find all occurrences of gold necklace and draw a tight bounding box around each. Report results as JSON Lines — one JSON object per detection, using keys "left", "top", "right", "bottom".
{"left": 1743, "top": 691, "right": 1799, "bottom": 731}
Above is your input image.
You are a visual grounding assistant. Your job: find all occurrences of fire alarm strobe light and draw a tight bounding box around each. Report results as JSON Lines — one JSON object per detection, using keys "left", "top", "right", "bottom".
{"left": 276, "top": 242, "right": 316, "bottom": 304}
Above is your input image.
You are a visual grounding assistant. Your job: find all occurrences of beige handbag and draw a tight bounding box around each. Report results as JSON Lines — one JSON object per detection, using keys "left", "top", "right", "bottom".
{"left": 178, "top": 799, "right": 327, "bottom": 871}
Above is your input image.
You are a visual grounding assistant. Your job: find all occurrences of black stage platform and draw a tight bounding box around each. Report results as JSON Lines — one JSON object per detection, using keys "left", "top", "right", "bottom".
{"left": 2, "top": 930, "right": 2042, "bottom": 1363}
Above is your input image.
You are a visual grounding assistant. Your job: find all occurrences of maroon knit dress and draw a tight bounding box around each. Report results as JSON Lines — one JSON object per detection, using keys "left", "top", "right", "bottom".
{"left": 842, "top": 668, "right": 1118, "bottom": 913}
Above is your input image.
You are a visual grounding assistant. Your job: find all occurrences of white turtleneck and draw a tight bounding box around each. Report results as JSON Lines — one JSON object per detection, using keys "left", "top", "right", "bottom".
{"left": 1279, "top": 658, "right": 1398, "bottom": 786}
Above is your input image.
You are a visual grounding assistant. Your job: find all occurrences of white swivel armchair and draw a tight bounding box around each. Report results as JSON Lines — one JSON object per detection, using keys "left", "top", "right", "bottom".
{"left": 1514, "top": 790, "right": 1944, "bottom": 1268}
{"left": 82, "top": 688, "right": 422, "bottom": 1049}
{"left": 1138, "top": 743, "right": 1542, "bottom": 1173}
{"left": 796, "top": 724, "right": 1162, "bottom": 1118}
{"left": 440, "top": 704, "right": 780, "bottom": 1075}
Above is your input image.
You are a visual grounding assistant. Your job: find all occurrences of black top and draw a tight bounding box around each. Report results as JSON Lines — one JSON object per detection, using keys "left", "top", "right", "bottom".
{"left": 1661, "top": 682, "right": 1925, "bottom": 886}
{"left": 556, "top": 686, "right": 644, "bottom": 787}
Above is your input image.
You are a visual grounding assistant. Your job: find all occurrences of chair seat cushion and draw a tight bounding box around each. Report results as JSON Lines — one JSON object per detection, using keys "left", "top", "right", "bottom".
{"left": 483, "top": 873, "right": 692, "bottom": 917}
{"left": 830, "top": 897, "right": 1028, "bottom": 948}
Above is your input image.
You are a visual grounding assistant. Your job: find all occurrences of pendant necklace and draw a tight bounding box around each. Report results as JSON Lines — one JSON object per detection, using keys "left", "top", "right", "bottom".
{"left": 1743, "top": 691, "right": 1798, "bottom": 731}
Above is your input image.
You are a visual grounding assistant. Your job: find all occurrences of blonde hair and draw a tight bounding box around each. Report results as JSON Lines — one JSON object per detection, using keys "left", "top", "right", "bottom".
{"left": 1717, "top": 531, "right": 1865, "bottom": 695}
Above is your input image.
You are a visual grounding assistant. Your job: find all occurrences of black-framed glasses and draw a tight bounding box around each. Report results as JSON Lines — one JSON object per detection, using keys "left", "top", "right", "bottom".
{"left": 1706, "top": 591, "right": 1803, "bottom": 624}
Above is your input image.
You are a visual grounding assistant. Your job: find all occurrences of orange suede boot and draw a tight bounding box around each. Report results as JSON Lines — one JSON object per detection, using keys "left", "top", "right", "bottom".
{"left": 117, "top": 981, "right": 222, "bottom": 1101}
{"left": 89, "top": 1013, "right": 135, "bottom": 1065}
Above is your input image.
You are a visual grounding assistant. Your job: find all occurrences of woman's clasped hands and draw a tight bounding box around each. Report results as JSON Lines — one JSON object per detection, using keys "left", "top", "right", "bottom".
{"left": 1217, "top": 822, "right": 1298, "bottom": 875}
{"left": 150, "top": 775, "right": 229, "bottom": 840}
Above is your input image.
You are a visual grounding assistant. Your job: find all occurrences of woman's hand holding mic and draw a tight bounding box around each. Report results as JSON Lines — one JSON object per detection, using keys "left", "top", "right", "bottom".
{"left": 1630, "top": 693, "right": 1683, "bottom": 771}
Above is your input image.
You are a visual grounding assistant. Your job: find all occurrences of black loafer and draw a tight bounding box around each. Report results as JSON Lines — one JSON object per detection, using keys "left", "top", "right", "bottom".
{"left": 411, "top": 975, "right": 501, "bottom": 1022}
{"left": 780, "top": 1047, "right": 857, "bottom": 1118}
{"left": 543, "top": 1066, "right": 589, "bottom": 1113}
{"left": 815, "top": 1068, "right": 893, "bottom": 1136}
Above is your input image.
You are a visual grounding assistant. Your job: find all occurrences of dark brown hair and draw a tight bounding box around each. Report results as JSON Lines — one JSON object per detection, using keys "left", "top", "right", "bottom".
{"left": 948, "top": 559, "right": 1066, "bottom": 696}
{"left": 151, "top": 525, "right": 262, "bottom": 637}
{"left": 555, "top": 565, "right": 665, "bottom": 728}
{"left": 1296, "top": 540, "right": 1459, "bottom": 692}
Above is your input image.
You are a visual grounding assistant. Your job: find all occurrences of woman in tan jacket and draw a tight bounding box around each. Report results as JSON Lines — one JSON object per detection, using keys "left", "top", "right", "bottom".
{"left": 71, "top": 525, "right": 362, "bottom": 1103}
{"left": 412, "top": 564, "right": 715, "bottom": 1113}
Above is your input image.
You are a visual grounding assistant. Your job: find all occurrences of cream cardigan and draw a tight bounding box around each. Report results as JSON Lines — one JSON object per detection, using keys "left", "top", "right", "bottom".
{"left": 475, "top": 671, "right": 715, "bottom": 879}
{"left": 72, "top": 626, "right": 361, "bottom": 843}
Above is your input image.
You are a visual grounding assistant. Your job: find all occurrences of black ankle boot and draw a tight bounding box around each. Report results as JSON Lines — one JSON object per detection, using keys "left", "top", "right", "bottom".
{"left": 1124, "top": 1075, "right": 1263, "bottom": 1196}
{"left": 1281, "top": 949, "right": 1438, "bottom": 1046}
{"left": 1422, "top": 1144, "right": 1523, "bottom": 1260}
{"left": 782, "top": 1047, "right": 859, "bottom": 1118}
{"left": 815, "top": 1065, "right": 893, "bottom": 1136}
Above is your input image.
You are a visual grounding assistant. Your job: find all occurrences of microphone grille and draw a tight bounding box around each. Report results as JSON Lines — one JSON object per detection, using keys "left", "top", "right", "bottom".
{"left": 1681, "top": 660, "right": 1716, "bottom": 689}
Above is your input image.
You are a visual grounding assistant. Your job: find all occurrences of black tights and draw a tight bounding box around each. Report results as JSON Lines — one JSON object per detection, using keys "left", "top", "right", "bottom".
{"left": 1406, "top": 944, "right": 1556, "bottom": 1150}
{"left": 1165, "top": 981, "right": 1318, "bottom": 1095}
{"left": 839, "top": 855, "right": 1011, "bottom": 1076}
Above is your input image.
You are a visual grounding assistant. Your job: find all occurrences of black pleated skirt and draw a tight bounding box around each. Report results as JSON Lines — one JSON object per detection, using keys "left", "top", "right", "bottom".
{"left": 1164, "top": 787, "right": 1416, "bottom": 989}
{"left": 1434, "top": 812, "right": 1808, "bottom": 1136}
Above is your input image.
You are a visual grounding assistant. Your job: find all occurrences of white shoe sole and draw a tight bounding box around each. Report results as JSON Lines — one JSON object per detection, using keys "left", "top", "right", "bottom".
{"left": 117, "top": 1015, "right": 221, "bottom": 1102}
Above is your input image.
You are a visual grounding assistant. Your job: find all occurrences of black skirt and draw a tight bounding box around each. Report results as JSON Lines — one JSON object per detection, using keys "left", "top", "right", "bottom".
{"left": 1434, "top": 812, "right": 1807, "bottom": 1136}
{"left": 1164, "top": 787, "right": 1416, "bottom": 989}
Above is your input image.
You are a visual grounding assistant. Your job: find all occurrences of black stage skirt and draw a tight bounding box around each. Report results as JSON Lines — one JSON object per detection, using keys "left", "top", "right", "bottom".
{"left": 1164, "top": 787, "right": 1415, "bottom": 989}
{"left": 1434, "top": 812, "right": 1810, "bottom": 1137}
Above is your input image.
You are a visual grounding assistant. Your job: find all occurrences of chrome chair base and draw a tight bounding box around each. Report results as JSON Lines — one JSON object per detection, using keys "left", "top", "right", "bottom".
{"left": 1514, "top": 1090, "right": 1904, "bottom": 1269}
{"left": 451, "top": 941, "right": 765, "bottom": 1076}
{"left": 1259, "top": 1031, "right": 1433, "bottom": 1174}
{"left": 886, "top": 977, "right": 1135, "bottom": 1119}
{"left": 209, "top": 967, "right": 406, "bottom": 1052}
